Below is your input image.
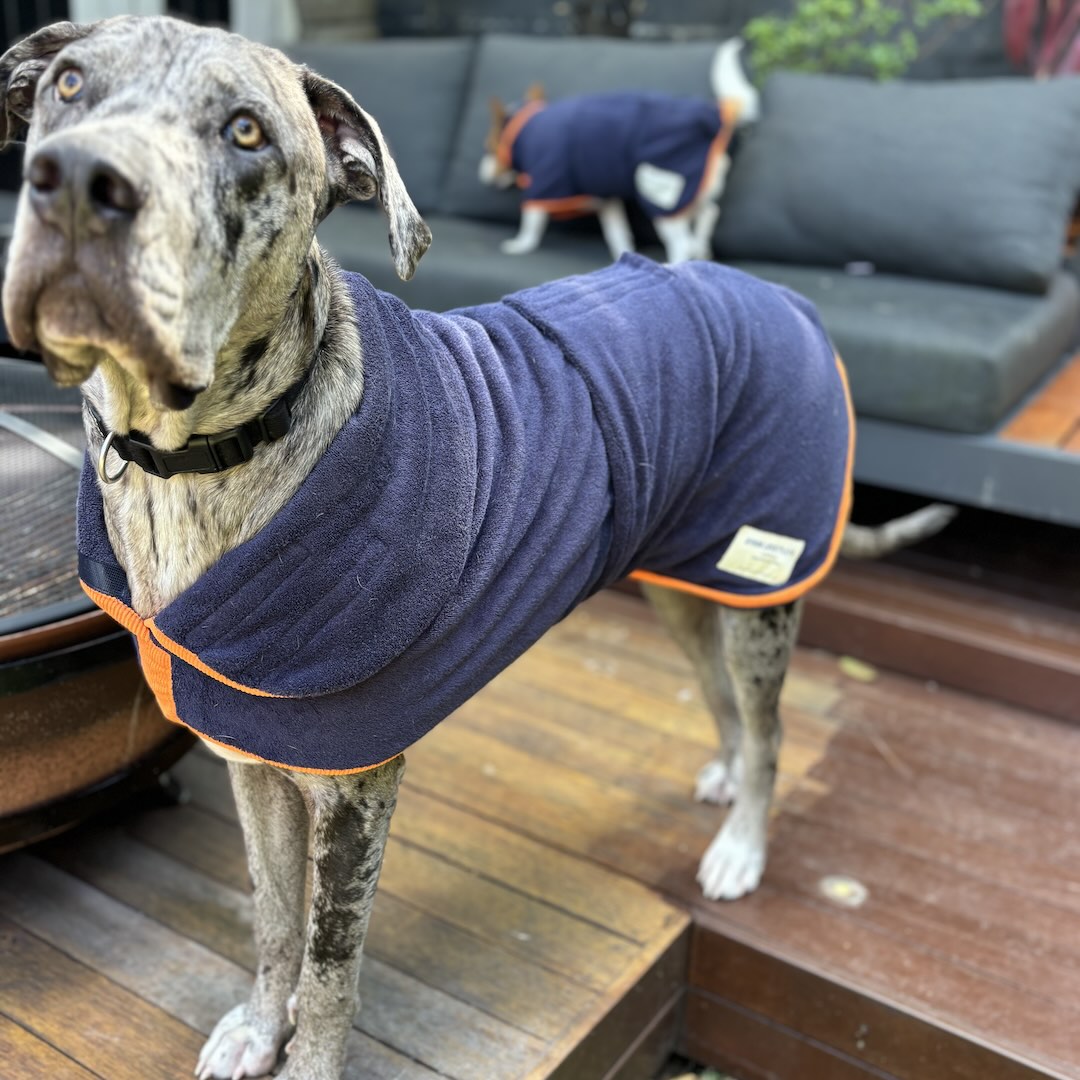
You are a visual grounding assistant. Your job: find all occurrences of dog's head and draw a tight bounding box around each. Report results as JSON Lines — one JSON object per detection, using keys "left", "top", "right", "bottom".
{"left": 478, "top": 83, "right": 544, "bottom": 190}
{"left": 0, "top": 16, "right": 430, "bottom": 410}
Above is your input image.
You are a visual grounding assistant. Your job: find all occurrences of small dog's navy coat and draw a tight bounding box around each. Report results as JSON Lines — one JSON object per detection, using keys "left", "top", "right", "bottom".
{"left": 78, "top": 256, "right": 852, "bottom": 773}
{"left": 499, "top": 93, "right": 734, "bottom": 218}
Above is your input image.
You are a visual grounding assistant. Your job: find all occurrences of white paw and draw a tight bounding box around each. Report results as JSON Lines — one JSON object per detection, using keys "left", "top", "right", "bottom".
{"left": 694, "top": 757, "right": 741, "bottom": 805}
{"left": 501, "top": 236, "right": 539, "bottom": 255}
{"left": 697, "top": 825, "right": 765, "bottom": 901}
{"left": 196, "top": 1003, "right": 290, "bottom": 1080}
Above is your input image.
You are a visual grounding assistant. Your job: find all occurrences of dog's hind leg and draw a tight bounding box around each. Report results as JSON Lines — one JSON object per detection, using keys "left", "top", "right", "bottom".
{"left": 698, "top": 600, "right": 803, "bottom": 901}
{"left": 277, "top": 755, "right": 406, "bottom": 1080}
{"left": 197, "top": 761, "right": 310, "bottom": 1080}
{"left": 641, "top": 584, "right": 742, "bottom": 806}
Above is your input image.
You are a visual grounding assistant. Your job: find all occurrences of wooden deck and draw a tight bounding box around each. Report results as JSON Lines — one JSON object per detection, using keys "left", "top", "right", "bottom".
{"left": 1002, "top": 351, "right": 1080, "bottom": 453}
{"left": 3, "top": 588, "right": 1080, "bottom": 1078}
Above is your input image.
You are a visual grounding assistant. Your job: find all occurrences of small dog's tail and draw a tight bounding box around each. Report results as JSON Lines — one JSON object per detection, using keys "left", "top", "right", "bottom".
{"left": 710, "top": 37, "right": 760, "bottom": 125}
{"left": 840, "top": 503, "right": 958, "bottom": 560}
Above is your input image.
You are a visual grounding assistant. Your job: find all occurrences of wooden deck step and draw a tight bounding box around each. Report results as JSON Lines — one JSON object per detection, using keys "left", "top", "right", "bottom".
{"left": 402, "top": 590, "right": 1080, "bottom": 1080}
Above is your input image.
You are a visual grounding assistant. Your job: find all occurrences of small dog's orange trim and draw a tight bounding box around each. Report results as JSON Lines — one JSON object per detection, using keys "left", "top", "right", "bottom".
{"left": 496, "top": 99, "right": 546, "bottom": 170}
{"left": 521, "top": 194, "right": 602, "bottom": 218}
{"left": 629, "top": 354, "right": 855, "bottom": 608}
{"left": 660, "top": 98, "right": 741, "bottom": 222}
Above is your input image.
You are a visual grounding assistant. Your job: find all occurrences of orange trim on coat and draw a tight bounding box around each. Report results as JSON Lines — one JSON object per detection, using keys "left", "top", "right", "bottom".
{"left": 81, "top": 582, "right": 181, "bottom": 724}
{"left": 146, "top": 619, "right": 281, "bottom": 698}
{"left": 496, "top": 99, "right": 546, "bottom": 170}
{"left": 522, "top": 194, "right": 603, "bottom": 218}
{"left": 629, "top": 354, "right": 855, "bottom": 608}
{"left": 80, "top": 579, "right": 403, "bottom": 776}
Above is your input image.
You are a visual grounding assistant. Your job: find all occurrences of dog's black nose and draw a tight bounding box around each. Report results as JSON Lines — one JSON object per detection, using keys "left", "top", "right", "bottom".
{"left": 27, "top": 144, "right": 142, "bottom": 229}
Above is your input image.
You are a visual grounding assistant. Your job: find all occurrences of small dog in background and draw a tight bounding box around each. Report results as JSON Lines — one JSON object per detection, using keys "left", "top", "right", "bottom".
{"left": 479, "top": 38, "right": 760, "bottom": 263}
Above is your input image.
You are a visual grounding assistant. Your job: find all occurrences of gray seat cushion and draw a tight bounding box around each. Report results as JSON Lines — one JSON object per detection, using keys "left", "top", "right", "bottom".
{"left": 715, "top": 73, "right": 1080, "bottom": 294}
{"left": 285, "top": 39, "right": 476, "bottom": 213}
{"left": 319, "top": 207, "right": 616, "bottom": 310}
{"left": 441, "top": 33, "right": 722, "bottom": 225}
{"left": 731, "top": 262, "right": 1080, "bottom": 433}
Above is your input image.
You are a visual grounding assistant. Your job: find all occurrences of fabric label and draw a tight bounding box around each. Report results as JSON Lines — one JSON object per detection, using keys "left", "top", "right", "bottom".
{"left": 634, "top": 162, "right": 686, "bottom": 210}
{"left": 716, "top": 526, "right": 806, "bottom": 587}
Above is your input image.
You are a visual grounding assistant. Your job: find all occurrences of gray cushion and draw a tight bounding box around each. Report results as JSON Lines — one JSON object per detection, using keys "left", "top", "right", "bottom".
{"left": 731, "top": 262, "right": 1080, "bottom": 433}
{"left": 441, "top": 33, "right": 722, "bottom": 224}
{"left": 285, "top": 39, "right": 476, "bottom": 213}
{"left": 715, "top": 73, "right": 1080, "bottom": 294}
{"left": 318, "top": 207, "right": 616, "bottom": 310}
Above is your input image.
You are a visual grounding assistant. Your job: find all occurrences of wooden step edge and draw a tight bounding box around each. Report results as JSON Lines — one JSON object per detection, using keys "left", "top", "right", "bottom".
{"left": 534, "top": 917, "right": 690, "bottom": 1080}
{"left": 802, "top": 581, "right": 1080, "bottom": 726}
{"left": 822, "top": 561, "right": 1080, "bottom": 652}
{"left": 685, "top": 916, "right": 1073, "bottom": 1080}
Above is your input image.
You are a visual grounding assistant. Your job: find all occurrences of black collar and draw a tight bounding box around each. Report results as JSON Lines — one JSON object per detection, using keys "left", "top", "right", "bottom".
{"left": 89, "top": 369, "right": 310, "bottom": 480}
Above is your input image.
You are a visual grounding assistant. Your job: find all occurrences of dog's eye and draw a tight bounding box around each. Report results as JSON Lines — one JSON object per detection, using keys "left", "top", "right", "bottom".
{"left": 56, "top": 68, "right": 84, "bottom": 103}
{"left": 225, "top": 113, "right": 267, "bottom": 151}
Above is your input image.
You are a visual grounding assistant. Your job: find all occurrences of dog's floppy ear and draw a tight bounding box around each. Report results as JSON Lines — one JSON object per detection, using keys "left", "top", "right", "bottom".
{"left": 301, "top": 68, "right": 431, "bottom": 281}
{"left": 525, "top": 82, "right": 546, "bottom": 103}
{"left": 0, "top": 21, "right": 95, "bottom": 148}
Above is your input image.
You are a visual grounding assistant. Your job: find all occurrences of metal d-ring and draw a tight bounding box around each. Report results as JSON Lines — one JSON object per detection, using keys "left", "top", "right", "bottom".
{"left": 97, "top": 430, "right": 129, "bottom": 485}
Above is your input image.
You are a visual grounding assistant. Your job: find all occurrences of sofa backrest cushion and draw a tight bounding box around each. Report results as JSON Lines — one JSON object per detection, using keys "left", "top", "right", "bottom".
{"left": 285, "top": 38, "right": 476, "bottom": 214}
{"left": 713, "top": 72, "right": 1080, "bottom": 294}
{"left": 441, "top": 33, "right": 722, "bottom": 224}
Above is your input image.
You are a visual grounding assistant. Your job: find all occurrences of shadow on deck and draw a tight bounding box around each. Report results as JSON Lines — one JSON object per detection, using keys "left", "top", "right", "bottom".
{"left": 2, "top": 587, "right": 1079, "bottom": 1079}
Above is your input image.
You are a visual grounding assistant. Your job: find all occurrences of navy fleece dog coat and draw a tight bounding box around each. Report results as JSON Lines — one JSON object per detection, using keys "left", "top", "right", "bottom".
{"left": 78, "top": 256, "right": 853, "bottom": 774}
{"left": 497, "top": 93, "right": 737, "bottom": 218}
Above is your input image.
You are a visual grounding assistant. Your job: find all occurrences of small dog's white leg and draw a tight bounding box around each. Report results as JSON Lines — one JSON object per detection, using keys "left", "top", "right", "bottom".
{"left": 653, "top": 216, "right": 700, "bottom": 264}
{"left": 501, "top": 207, "right": 549, "bottom": 254}
{"left": 689, "top": 199, "right": 721, "bottom": 260}
{"left": 597, "top": 199, "right": 635, "bottom": 261}
{"left": 685, "top": 154, "right": 730, "bottom": 261}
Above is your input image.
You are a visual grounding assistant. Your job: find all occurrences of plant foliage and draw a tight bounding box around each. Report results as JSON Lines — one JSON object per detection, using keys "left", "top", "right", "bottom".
{"left": 745, "top": 0, "right": 985, "bottom": 81}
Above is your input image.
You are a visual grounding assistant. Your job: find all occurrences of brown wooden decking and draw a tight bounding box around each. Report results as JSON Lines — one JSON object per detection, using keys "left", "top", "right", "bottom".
{"left": 3, "top": 588, "right": 1080, "bottom": 1079}
{"left": 1002, "top": 351, "right": 1080, "bottom": 452}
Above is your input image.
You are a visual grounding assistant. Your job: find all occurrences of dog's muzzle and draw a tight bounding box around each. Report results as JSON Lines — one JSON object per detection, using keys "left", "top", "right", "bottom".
{"left": 27, "top": 143, "right": 143, "bottom": 235}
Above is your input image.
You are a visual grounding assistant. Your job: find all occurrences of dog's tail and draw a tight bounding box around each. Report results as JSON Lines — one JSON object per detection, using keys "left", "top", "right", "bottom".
{"left": 840, "top": 503, "right": 958, "bottom": 560}
{"left": 710, "top": 37, "right": 760, "bottom": 126}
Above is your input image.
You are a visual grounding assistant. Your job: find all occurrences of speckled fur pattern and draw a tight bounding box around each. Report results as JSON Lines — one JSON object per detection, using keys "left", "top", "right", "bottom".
{"left": 0, "top": 16, "right": 424, "bottom": 1079}
{"left": 0, "top": 16, "right": 952, "bottom": 1080}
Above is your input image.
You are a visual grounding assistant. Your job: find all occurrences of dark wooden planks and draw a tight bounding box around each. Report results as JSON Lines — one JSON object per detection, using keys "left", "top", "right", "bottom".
{"left": 397, "top": 590, "right": 1080, "bottom": 1080}
{"left": 801, "top": 559, "right": 1080, "bottom": 724}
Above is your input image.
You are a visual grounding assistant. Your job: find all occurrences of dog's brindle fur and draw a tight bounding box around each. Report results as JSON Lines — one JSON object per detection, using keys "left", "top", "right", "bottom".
{"left": 1, "top": 16, "right": 812, "bottom": 1078}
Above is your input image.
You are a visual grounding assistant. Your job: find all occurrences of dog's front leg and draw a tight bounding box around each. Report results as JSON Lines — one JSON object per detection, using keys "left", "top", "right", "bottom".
{"left": 198, "top": 761, "right": 309, "bottom": 1079}
{"left": 278, "top": 756, "right": 405, "bottom": 1080}
{"left": 501, "top": 206, "right": 549, "bottom": 254}
{"left": 597, "top": 199, "right": 635, "bottom": 260}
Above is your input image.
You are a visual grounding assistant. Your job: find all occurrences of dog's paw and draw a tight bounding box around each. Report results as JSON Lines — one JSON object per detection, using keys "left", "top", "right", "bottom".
{"left": 195, "top": 1003, "right": 290, "bottom": 1080}
{"left": 697, "top": 826, "right": 765, "bottom": 901}
{"left": 500, "top": 236, "right": 539, "bottom": 255}
{"left": 694, "top": 757, "right": 741, "bottom": 805}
